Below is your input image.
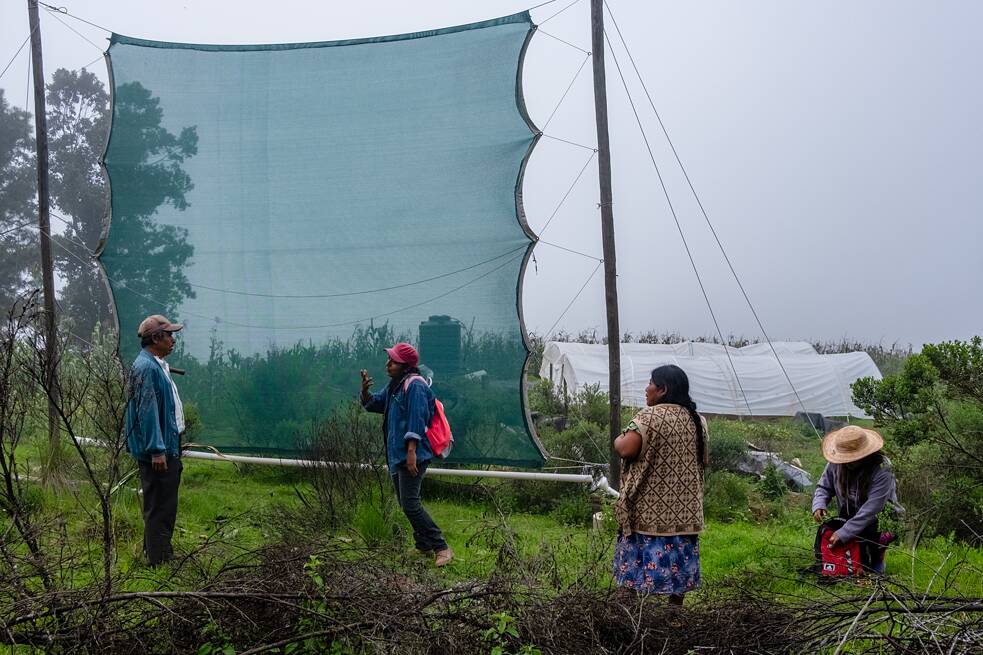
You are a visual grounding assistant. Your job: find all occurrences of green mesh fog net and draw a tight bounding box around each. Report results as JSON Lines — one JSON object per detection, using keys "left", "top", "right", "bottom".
{"left": 99, "top": 12, "right": 545, "bottom": 467}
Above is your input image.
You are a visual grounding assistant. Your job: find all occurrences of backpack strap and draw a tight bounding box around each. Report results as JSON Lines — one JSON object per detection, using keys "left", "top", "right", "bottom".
{"left": 402, "top": 374, "right": 429, "bottom": 393}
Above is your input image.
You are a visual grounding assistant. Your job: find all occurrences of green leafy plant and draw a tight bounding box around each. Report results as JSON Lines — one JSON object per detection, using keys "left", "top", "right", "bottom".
{"left": 758, "top": 463, "right": 787, "bottom": 501}
{"left": 704, "top": 471, "right": 752, "bottom": 522}
{"left": 351, "top": 496, "right": 401, "bottom": 548}
{"left": 196, "top": 622, "right": 235, "bottom": 655}
{"left": 482, "top": 611, "right": 541, "bottom": 655}
{"left": 853, "top": 337, "right": 983, "bottom": 540}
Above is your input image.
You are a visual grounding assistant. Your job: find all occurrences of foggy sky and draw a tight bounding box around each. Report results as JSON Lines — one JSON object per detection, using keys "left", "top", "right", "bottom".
{"left": 2, "top": 0, "right": 980, "bottom": 349}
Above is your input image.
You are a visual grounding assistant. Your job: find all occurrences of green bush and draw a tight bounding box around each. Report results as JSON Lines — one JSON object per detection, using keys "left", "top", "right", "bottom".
{"left": 527, "top": 377, "right": 564, "bottom": 417}
{"left": 758, "top": 463, "right": 787, "bottom": 501}
{"left": 537, "top": 418, "right": 607, "bottom": 465}
{"left": 704, "top": 471, "right": 751, "bottom": 522}
{"left": 570, "top": 383, "right": 609, "bottom": 427}
{"left": 706, "top": 424, "right": 747, "bottom": 473}
{"left": 352, "top": 496, "right": 402, "bottom": 548}
{"left": 549, "top": 494, "right": 592, "bottom": 527}
{"left": 853, "top": 337, "right": 983, "bottom": 541}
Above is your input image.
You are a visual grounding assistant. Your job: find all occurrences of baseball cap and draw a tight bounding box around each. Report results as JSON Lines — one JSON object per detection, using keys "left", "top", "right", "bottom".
{"left": 385, "top": 342, "right": 419, "bottom": 367}
{"left": 137, "top": 314, "right": 184, "bottom": 338}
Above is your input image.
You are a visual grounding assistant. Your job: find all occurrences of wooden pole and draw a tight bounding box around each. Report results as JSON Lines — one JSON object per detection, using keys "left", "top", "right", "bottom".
{"left": 589, "top": 0, "right": 622, "bottom": 490}
{"left": 27, "top": 0, "right": 62, "bottom": 478}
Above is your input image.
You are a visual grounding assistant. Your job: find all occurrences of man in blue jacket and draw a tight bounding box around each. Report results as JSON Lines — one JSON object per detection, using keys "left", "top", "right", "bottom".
{"left": 126, "top": 314, "right": 185, "bottom": 566}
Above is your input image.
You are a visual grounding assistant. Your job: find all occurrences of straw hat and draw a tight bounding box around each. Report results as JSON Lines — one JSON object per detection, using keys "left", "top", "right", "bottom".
{"left": 821, "top": 425, "right": 884, "bottom": 464}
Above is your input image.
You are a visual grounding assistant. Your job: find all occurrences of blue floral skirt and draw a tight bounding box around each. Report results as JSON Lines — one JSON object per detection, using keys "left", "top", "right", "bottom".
{"left": 613, "top": 532, "right": 701, "bottom": 595}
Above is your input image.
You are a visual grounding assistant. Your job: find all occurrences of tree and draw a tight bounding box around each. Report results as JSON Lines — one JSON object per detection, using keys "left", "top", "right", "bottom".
{"left": 852, "top": 337, "right": 983, "bottom": 541}
{"left": 99, "top": 79, "right": 198, "bottom": 359}
{"left": 0, "top": 90, "right": 37, "bottom": 309}
{"left": 45, "top": 68, "right": 111, "bottom": 338}
{"left": 2, "top": 68, "right": 199, "bottom": 346}
{"left": 43, "top": 69, "right": 199, "bottom": 344}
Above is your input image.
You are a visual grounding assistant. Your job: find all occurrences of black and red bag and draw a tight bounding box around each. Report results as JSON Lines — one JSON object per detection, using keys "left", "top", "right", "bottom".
{"left": 814, "top": 518, "right": 863, "bottom": 577}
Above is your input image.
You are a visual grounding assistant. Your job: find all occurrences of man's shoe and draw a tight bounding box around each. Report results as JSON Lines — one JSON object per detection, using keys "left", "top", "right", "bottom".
{"left": 434, "top": 547, "right": 454, "bottom": 567}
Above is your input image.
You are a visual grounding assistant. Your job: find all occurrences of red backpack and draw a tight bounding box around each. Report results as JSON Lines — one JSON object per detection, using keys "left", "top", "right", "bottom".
{"left": 815, "top": 518, "right": 863, "bottom": 577}
{"left": 403, "top": 375, "right": 453, "bottom": 459}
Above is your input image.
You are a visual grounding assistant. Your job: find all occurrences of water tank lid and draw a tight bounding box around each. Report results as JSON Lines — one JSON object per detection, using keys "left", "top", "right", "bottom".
{"left": 426, "top": 315, "right": 453, "bottom": 323}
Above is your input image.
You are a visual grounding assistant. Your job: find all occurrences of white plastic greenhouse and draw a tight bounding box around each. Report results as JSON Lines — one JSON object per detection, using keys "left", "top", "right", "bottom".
{"left": 538, "top": 341, "right": 881, "bottom": 418}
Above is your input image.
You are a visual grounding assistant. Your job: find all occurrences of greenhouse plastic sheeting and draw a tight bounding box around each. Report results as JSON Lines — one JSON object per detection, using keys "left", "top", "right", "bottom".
{"left": 540, "top": 341, "right": 882, "bottom": 418}
{"left": 99, "top": 13, "right": 546, "bottom": 466}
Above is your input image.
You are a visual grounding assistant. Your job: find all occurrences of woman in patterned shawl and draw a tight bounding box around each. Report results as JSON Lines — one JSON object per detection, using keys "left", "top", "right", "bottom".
{"left": 612, "top": 364, "right": 708, "bottom": 605}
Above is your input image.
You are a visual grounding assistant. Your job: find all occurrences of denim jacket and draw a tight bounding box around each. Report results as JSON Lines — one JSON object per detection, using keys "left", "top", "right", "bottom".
{"left": 363, "top": 375, "right": 435, "bottom": 473}
{"left": 125, "top": 349, "right": 181, "bottom": 461}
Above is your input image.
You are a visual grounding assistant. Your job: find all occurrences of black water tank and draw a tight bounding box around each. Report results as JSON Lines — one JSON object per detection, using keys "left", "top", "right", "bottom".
{"left": 418, "top": 315, "right": 462, "bottom": 376}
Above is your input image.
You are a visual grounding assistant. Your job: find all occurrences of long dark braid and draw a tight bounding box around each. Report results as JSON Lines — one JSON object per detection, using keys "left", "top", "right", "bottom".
{"left": 650, "top": 364, "right": 706, "bottom": 470}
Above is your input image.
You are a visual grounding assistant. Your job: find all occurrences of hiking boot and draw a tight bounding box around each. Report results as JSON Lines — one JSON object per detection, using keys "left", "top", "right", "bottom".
{"left": 434, "top": 547, "right": 454, "bottom": 567}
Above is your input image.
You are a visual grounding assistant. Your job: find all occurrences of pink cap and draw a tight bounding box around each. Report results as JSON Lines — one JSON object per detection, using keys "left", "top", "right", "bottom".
{"left": 385, "top": 342, "right": 419, "bottom": 367}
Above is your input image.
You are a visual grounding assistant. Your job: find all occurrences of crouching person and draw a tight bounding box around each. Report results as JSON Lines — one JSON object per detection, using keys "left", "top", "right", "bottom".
{"left": 812, "top": 426, "right": 902, "bottom": 574}
{"left": 126, "top": 315, "right": 186, "bottom": 566}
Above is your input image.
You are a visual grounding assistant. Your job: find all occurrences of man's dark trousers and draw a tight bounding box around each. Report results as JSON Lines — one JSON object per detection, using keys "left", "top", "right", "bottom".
{"left": 138, "top": 456, "right": 182, "bottom": 566}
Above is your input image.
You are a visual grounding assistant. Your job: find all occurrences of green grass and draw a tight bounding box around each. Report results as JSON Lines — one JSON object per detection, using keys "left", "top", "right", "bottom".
{"left": 10, "top": 434, "right": 983, "bottom": 601}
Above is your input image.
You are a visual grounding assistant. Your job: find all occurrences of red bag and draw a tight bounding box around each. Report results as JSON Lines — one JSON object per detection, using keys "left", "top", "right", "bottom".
{"left": 403, "top": 375, "right": 453, "bottom": 458}
{"left": 815, "top": 519, "right": 862, "bottom": 577}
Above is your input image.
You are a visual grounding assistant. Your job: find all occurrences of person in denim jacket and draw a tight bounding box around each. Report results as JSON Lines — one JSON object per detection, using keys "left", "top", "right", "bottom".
{"left": 360, "top": 342, "right": 453, "bottom": 566}
{"left": 126, "top": 314, "right": 186, "bottom": 566}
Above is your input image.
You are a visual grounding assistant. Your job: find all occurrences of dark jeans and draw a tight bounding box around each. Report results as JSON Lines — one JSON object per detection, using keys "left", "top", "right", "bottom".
{"left": 138, "top": 456, "right": 183, "bottom": 566}
{"left": 391, "top": 460, "right": 447, "bottom": 552}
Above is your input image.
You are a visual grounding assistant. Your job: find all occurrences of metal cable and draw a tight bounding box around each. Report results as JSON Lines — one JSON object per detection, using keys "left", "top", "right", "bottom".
{"left": 48, "top": 210, "right": 531, "bottom": 300}
{"left": 43, "top": 5, "right": 104, "bottom": 52}
{"left": 604, "top": 1, "right": 819, "bottom": 428}
{"left": 25, "top": 49, "right": 32, "bottom": 110}
{"left": 537, "top": 239, "right": 602, "bottom": 262}
{"left": 537, "top": 150, "right": 596, "bottom": 236}
{"left": 603, "top": 28, "right": 754, "bottom": 418}
{"left": 0, "top": 220, "right": 39, "bottom": 238}
{"left": 540, "top": 132, "right": 597, "bottom": 151}
{"left": 542, "top": 53, "right": 591, "bottom": 131}
{"left": 0, "top": 31, "right": 34, "bottom": 82}
{"left": 535, "top": 28, "right": 589, "bottom": 55}
{"left": 38, "top": 3, "right": 113, "bottom": 34}
{"left": 42, "top": 226, "right": 526, "bottom": 331}
{"left": 544, "top": 259, "right": 602, "bottom": 339}
{"left": 80, "top": 53, "right": 104, "bottom": 70}
{"left": 537, "top": 0, "right": 584, "bottom": 25}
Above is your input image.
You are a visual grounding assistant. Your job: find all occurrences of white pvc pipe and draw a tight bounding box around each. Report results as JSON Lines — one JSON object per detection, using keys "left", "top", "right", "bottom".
{"left": 74, "top": 438, "right": 620, "bottom": 498}
{"left": 179, "top": 448, "right": 620, "bottom": 497}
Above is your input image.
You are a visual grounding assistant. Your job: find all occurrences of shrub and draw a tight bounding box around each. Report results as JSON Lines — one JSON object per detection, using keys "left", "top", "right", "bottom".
{"left": 704, "top": 471, "right": 751, "bottom": 522}
{"left": 352, "top": 496, "right": 402, "bottom": 548}
{"left": 527, "top": 377, "right": 563, "bottom": 417}
{"left": 295, "top": 402, "right": 391, "bottom": 530}
{"left": 537, "top": 417, "right": 607, "bottom": 465}
{"left": 758, "top": 463, "right": 787, "bottom": 501}
{"left": 570, "top": 383, "right": 609, "bottom": 427}
{"left": 853, "top": 337, "right": 983, "bottom": 541}
{"left": 549, "top": 494, "right": 592, "bottom": 527}
{"left": 706, "top": 424, "right": 747, "bottom": 473}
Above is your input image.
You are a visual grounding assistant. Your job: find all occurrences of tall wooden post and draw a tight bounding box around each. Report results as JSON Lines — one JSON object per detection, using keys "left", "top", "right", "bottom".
{"left": 27, "top": 0, "right": 62, "bottom": 478}
{"left": 589, "top": 0, "right": 622, "bottom": 489}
